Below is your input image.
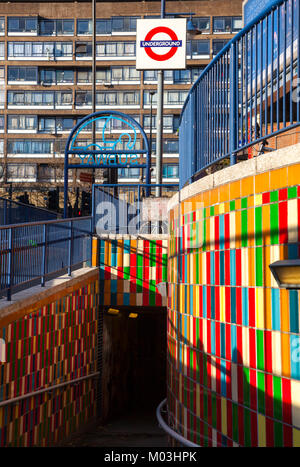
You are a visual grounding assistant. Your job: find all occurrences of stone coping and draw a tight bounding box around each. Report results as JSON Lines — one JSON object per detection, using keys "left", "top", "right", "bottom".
{"left": 168, "top": 143, "right": 300, "bottom": 211}
{"left": 0, "top": 267, "right": 99, "bottom": 328}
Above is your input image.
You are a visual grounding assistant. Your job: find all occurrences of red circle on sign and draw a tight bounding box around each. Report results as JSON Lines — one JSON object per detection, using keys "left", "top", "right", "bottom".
{"left": 144, "top": 26, "right": 179, "bottom": 61}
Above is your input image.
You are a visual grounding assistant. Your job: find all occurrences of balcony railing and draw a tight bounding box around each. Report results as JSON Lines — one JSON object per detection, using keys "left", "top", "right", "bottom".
{"left": 179, "top": 0, "right": 300, "bottom": 188}
{"left": 0, "top": 217, "right": 92, "bottom": 300}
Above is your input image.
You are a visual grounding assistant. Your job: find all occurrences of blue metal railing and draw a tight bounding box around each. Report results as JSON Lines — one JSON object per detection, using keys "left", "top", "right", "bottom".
{"left": 0, "top": 197, "right": 58, "bottom": 225}
{"left": 179, "top": 0, "right": 300, "bottom": 188}
{"left": 92, "top": 183, "right": 179, "bottom": 234}
{"left": 0, "top": 216, "right": 92, "bottom": 301}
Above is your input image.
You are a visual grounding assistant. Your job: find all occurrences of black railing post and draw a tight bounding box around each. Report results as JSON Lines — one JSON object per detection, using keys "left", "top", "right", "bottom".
{"left": 7, "top": 228, "right": 13, "bottom": 301}
{"left": 229, "top": 42, "right": 238, "bottom": 165}
{"left": 41, "top": 223, "right": 47, "bottom": 287}
{"left": 68, "top": 220, "right": 73, "bottom": 276}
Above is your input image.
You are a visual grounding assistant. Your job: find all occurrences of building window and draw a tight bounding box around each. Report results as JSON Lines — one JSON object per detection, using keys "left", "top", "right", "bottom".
{"left": 0, "top": 17, "right": 4, "bottom": 34}
{"left": 55, "top": 91, "right": 72, "bottom": 106}
{"left": 0, "top": 140, "right": 3, "bottom": 154}
{"left": 38, "top": 117, "right": 74, "bottom": 132}
{"left": 163, "top": 139, "right": 179, "bottom": 153}
{"left": 8, "top": 17, "right": 38, "bottom": 33}
{"left": 111, "top": 66, "right": 140, "bottom": 81}
{"left": 144, "top": 115, "right": 179, "bottom": 132}
{"left": 0, "top": 67, "right": 4, "bottom": 82}
{"left": 111, "top": 16, "right": 138, "bottom": 32}
{"left": 38, "top": 165, "right": 55, "bottom": 181}
{"left": 118, "top": 168, "right": 140, "bottom": 179}
{"left": 187, "top": 40, "right": 210, "bottom": 57}
{"left": 0, "top": 91, "right": 4, "bottom": 106}
{"left": 192, "top": 17, "right": 210, "bottom": 32}
{"left": 8, "top": 115, "right": 37, "bottom": 131}
{"left": 212, "top": 39, "right": 230, "bottom": 55}
{"left": 75, "top": 91, "right": 92, "bottom": 106}
{"left": 0, "top": 42, "right": 4, "bottom": 58}
{"left": 77, "top": 68, "right": 110, "bottom": 83}
{"left": 7, "top": 164, "right": 36, "bottom": 181}
{"left": 173, "top": 69, "right": 191, "bottom": 84}
{"left": 213, "top": 16, "right": 243, "bottom": 33}
{"left": 144, "top": 90, "right": 187, "bottom": 105}
{"left": 7, "top": 139, "right": 54, "bottom": 154}
{"left": 96, "top": 41, "right": 135, "bottom": 57}
{"left": 143, "top": 70, "right": 173, "bottom": 82}
{"left": 8, "top": 41, "right": 73, "bottom": 58}
{"left": 77, "top": 16, "right": 139, "bottom": 35}
{"left": 96, "top": 91, "right": 139, "bottom": 106}
{"left": 163, "top": 164, "right": 179, "bottom": 179}
{"left": 0, "top": 116, "right": 4, "bottom": 131}
{"left": 8, "top": 66, "right": 38, "bottom": 83}
{"left": 40, "top": 69, "right": 74, "bottom": 84}
{"left": 39, "top": 19, "right": 74, "bottom": 36}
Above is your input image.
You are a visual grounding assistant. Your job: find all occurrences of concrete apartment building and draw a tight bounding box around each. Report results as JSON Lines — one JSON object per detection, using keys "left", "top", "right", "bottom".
{"left": 0, "top": 0, "right": 242, "bottom": 209}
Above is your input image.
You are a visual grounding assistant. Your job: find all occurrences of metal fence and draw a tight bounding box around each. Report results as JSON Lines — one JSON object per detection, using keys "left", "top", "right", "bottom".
{"left": 92, "top": 184, "right": 178, "bottom": 235}
{"left": 0, "top": 217, "right": 92, "bottom": 301}
{"left": 179, "top": 0, "right": 300, "bottom": 188}
{"left": 0, "top": 197, "right": 58, "bottom": 225}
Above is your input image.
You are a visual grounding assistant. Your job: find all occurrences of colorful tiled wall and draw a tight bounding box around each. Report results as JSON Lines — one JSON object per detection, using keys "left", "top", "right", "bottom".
{"left": 168, "top": 163, "right": 300, "bottom": 447}
{"left": 0, "top": 272, "right": 99, "bottom": 446}
{"left": 99, "top": 236, "right": 168, "bottom": 308}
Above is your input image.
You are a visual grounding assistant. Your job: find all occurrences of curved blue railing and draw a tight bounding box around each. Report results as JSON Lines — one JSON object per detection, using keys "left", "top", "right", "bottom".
{"left": 179, "top": 0, "right": 300, "bottom": 188}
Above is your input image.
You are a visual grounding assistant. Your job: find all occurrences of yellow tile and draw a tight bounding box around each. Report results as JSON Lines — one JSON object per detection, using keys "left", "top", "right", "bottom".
{"left": 254, "top": 194, "right": 263, "bottom": 206}
{"left": 256, "top": 288, "right": 265, "bottom": 329}
{"left": 293, "top": 428, "right": 300, "bottom": 447}
{"left": 258, "top": 414, "right": 266, "bottom": 447}
{"left": 219, "top": 202, "right": 225, "bottom": 215}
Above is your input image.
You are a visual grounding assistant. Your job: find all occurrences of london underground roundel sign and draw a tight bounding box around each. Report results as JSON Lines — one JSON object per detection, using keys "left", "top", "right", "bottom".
{"left": 136, "top": 18, "right": 186, "bottom": 70}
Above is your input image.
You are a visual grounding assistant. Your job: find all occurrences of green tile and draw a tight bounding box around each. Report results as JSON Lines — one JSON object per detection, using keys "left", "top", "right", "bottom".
{"left": 210, "top": 206, "right": 214, "bottom": 217}
{"left": 273, "top": 375, "right": 282, "bottom": 421}
{"left": 255, "top": 247, "right": 263, "bottom": 286}
{"left": 256, "top": 330, "right": 264, "bottom": 370}
{"left": 243, "top": 367, "right": 250, "bottom": 407}
{"left": 232, "top": 403, "right": 239, "bottom": 443}
{"left": 244, "top": 408, "right": 252, "bottom": 447}
{"left": 241, "top": 197, "right": 248, "bottom": 209}
{"left": 230, "top": 200, "right": 236, "bottom": 211}
{"left": 257, "top": 371, "right": 265, "bottom": 414}
{"left": 270, "top": 190, "right": 279, "bottom": 202}
{"left": 274, "top": 421, "right": 283, "bottom": 447}
{"left": 241, "top": 210, "right": 248, "bottom": 247}
{"left": 288, "top": 186, "right": 297, "bottom": 199}
{"left": 270, "top": 204, "right": 279, "bottom": 244}
{"left": 255, "top": 207, "right": 263, "bottom": 245}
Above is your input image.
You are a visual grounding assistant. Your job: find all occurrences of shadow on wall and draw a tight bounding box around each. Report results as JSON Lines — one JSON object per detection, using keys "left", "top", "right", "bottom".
{"left": 167, "top": 318, "right": 294, "bottom": 447}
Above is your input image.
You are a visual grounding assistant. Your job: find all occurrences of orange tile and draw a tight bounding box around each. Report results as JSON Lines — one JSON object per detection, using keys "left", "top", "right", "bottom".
{"left": 255, "top": 172, "right": 270, "bottom": 194}
{"left": 248, "top": 247, "right": 255, "bottom": 287}
{"left": 230, "top": 180, "right": 241, "bottom": 200}
{"left": 281, "top": 332, "right": 291, "bottom": 378}
{"left": 247, "top": 208, "right": 255, "bottom": 247}
{"left": 280, "top": 289, "right": 290, "bottom": 333}
{"left": 219, "top": 184, "right": 230, "bottom": 203}
{"left": 287, "top": 163, "right": 300, "bottom": 187}
{"left": 270, "top": 167, "right": 288, "bottom": 190}
{"left": 210, "top": 188, "right": 219, "bottom": 206}
{"left": 235, "top": 198, "right": 241, "bottom": 211}
{"left": 241, "top": 176, "right": 254, "bottom": 197}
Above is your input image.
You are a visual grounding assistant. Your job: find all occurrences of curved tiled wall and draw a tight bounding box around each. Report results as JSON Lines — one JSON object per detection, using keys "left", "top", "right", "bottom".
{"left": 167, "top": 144, "right": 300, "bottom": 447}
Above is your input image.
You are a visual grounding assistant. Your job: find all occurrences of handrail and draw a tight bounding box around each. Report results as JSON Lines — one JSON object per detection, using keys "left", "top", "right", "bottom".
{"left": 0, "top": 372, "right": 99, "bottom": 408}
{"left": 0, "top": 215, "right": 91, "bottom": 231}
{"left": 156, "top": 398, "right": 199, "bottom": 448}
{"left": 180, "top": 0, "right": 285, "bottom": 120}
{"left": 179, "top": 0, "right": 300, "bottom": 188}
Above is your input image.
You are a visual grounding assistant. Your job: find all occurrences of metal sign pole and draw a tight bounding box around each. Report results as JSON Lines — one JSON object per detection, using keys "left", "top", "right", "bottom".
{"left": 155, "top": 0, "right": 165, "bottom": 199}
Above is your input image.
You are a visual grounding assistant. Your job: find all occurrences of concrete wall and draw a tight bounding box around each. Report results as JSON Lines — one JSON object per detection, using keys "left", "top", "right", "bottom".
{"left": 167, "top": 143, "right": 300, "bottom": 447}
{"left": 0, "top": 268, "right": 99, "bottom": 446}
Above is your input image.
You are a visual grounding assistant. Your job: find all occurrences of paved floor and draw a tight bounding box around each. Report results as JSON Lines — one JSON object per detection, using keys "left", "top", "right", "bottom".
{"left": 65, "top": 410, "right": 168, "bottom": 447}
